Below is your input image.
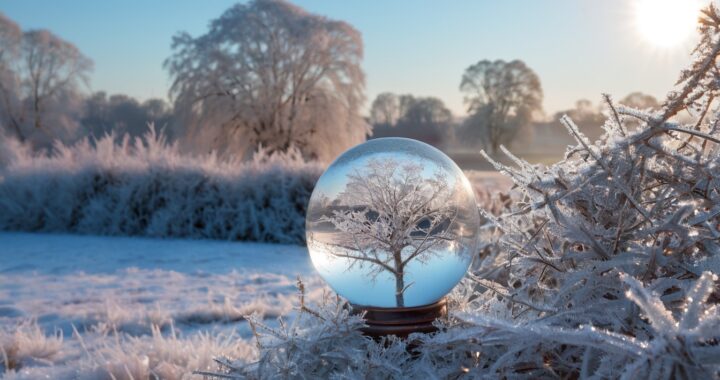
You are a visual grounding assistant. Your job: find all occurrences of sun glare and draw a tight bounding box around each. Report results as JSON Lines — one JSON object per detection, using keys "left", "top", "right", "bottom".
{"left": 635, "top": 0, "right": 701, "bottom": 48}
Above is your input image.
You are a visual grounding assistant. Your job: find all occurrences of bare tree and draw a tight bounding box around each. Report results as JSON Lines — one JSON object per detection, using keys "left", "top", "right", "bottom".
{"left": 399, "top": 97, "right": 453, "bottom": 128}
{"left": 369, "top": 92, "right": 400, "bottom": 126}
{"left": 460, "top": 59, "right": 542, "bottom": 154}
{"left": 319, "top": 159, "right": 458, "bottom": 307}
{"left": 21, "top": 30, "right": 92, "bottom": 135}
{"left": 370, "top": 93, "right": 454, "bottom": 146}
{"left": 0, "top": 13, "right": 91, "bottom": 147}
{"left": 165, "top": 0, "right": 368, "bottom": 161}
{"left": 82, "top": 92, "right": 174, "bottom": 138}
{"left": 0, "top": 13, "right": 23, "bottom": 140}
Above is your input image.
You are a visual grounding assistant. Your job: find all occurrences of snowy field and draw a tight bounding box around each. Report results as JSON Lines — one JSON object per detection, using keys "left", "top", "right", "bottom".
{"left": 0, "top": 232, "right": 323, "bottom": 379}
{"left": 0, "top": 170, "right": 511, "bottom": 379}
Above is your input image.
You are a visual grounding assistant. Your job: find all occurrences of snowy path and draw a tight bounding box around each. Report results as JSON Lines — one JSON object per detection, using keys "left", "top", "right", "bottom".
{"left": 0, "top": 232, "right": 322, "bottom": 379}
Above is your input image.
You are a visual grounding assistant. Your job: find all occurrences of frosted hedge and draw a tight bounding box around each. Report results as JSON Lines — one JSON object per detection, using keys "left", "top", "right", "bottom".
{"left": 0, "top": 128, "right": 499, "bottom": 244}
{"left": 0, "top": 128, "right": 322, "bottom": 244}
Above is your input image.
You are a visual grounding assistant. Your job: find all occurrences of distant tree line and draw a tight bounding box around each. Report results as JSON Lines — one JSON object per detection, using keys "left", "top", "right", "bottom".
{"left": 0, "top": 13, "right": 174, "bottom": 150}
{"left": 369, "top": 93, "right": 453, "bottom": 147}
{"left": 368, "top": 59, "right": 544, "bottom": 154}
{"left": 550, "top": 92, "right": 661, "bottom": 140}
{"left": 0, "top": 0, "right": 669, "bottom": 161}
{"left": 368, "top": 60, "right": 663, "bottom": 155}
{"left": 82, "top": 92, "right": 174, "bottom": 140}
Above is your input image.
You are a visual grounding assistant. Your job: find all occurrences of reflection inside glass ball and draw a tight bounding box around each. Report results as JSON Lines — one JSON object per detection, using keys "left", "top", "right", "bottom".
{"left": 306, "top": 138, "right": 479, "bottom": 308}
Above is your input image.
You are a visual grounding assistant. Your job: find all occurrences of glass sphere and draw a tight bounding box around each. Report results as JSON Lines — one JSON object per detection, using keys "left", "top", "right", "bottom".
{"left": 306, "top": 138, "right": 479, "bottom": 308}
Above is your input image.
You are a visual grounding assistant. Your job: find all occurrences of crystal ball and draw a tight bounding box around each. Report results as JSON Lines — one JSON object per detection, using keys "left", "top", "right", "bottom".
{"left": 306, "top": 138, "right": 479, "bottom": 308}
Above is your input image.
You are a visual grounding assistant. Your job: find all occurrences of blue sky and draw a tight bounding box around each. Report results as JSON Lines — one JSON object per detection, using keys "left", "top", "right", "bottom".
{"left": 1, "top": 0, "right": 699, "bottom": 116}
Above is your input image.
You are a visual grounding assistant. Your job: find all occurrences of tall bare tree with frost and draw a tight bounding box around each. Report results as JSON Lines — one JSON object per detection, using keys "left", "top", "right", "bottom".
{"left": 321, "top": 159, "right": 457, "bottom": 307}
{"left": 0, "top": 12, "right": 91, "bottom": 147}
{"left": 0, "top": 13, "right": 22, "bottom": 141}
{"left": 22, "top": 30, "right": 91, "bottom": 134}
{"left": 165, "top": 0, "right": 368, "bottom": 161}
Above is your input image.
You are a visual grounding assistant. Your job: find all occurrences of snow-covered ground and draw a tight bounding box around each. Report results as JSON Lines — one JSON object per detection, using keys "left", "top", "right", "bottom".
{"left": 0, "top": 232, "right": 322, "bottom": 379}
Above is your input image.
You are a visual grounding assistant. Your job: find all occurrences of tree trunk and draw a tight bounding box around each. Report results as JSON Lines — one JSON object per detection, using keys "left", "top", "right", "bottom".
{"left": 9, "top": 116, "right": 24, "bottom": 142}
{"left": 33, "top": 96, "right": 41, "bottom": 130}
{"left": 393, "top": 248, "right": 405, "bottom": 307}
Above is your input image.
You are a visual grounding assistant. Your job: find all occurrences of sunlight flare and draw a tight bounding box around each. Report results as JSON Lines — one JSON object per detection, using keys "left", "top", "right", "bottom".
{"left": 634, "top": 0, "right": 701, "bottom": 48}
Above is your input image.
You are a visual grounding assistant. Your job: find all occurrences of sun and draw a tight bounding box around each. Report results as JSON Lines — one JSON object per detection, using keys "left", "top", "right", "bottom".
{"left": 634, "top": 0, "right": 702, "bottom": 48}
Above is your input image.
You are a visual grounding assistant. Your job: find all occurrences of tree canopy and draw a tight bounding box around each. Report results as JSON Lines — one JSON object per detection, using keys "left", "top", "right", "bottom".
{"left": 165, "top": 0, "right": 368, "bottom": 161}
{"left": 460, "top": 59, "right": 542, "bottom": 154}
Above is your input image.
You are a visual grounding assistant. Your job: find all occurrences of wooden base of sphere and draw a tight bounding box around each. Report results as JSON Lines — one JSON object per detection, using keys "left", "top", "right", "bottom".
{"left": 351, "top": 298, "right": 447, "bottom": 339}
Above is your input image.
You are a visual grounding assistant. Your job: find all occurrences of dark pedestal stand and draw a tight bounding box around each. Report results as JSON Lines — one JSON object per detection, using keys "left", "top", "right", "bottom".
{"left": 351, "top": 298, "right": 447, "bottom": 339}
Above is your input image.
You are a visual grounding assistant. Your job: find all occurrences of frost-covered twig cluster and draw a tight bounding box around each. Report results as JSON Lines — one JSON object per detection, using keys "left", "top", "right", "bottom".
{"left": 213, "top": 5, "right": 720, "bottom": 379}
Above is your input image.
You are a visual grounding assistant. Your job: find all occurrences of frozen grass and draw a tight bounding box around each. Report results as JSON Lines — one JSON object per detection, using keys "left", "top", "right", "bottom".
{"left": 0, "top": 321, "right": 64, "bottom": 373}
{"left": 0, "top": 232, "right": 320, "bottom": 379}
{"left": 2, "top": 323, "right": 257, "bottom": 379}
{"left": 71, "top": 325, "right": 257, "bottom": 380}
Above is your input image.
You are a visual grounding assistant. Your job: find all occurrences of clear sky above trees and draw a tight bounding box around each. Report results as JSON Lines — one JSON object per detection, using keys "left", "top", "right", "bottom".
{"left": 1, "top": 0, "right": 700, "bottom": 116}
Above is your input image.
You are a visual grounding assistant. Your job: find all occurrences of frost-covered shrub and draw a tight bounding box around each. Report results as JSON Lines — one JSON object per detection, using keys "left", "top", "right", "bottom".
{"left": 0, "top": 127, "right": 323, "bottom": 244}
{"left": 0, "top": 129, "right": 497, "bottom": 244}
{"left": 0, "top": 133, "right": 32, "bottom": 170}
{"left": 213, "top": 5, "right": 720, "bottom": 379}
{"left": 212, "top": 273, "right": 718, "bottom": 379}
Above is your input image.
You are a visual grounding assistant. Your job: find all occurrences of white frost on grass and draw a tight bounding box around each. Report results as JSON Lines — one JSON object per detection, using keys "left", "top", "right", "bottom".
{"left": 0, "top": 232, "right": 321, "bottom": 379}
